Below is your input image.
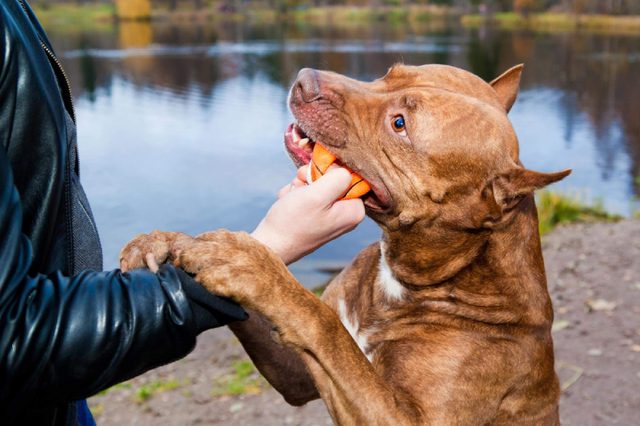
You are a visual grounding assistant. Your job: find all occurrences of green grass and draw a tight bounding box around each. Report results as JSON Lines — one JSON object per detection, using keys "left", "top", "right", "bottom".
{"left": 88, "top": 403, "right": 104, "bottom": 417}
{"left": 289, "top": 6, "right": 379, "bottom": 25}
{"left": 133, "top": 378, "right": 185, "bottom": 403}
{"left": 28, "top": 3, "right": 640, "bottom": 34}
{"left": 94, "top": 377, "right": 187, "bottom": 405}
{"left": 312, "top": 283, "right": 327, "bottom": 297}
{"left": 287, "top": 5, "right": 451, "bottom": 26}
{"left": 32, "top": 3, "right": 115, "bottom": 31}
{"left": 462, "top": 12, "right": 640, "bottom": 34}
{"left": 31, "top": 3, "right": 456, "bottom": 29}
{"left": 536, "top": 191, "right": 622, "bottom": 236}
{"left": 95, "top": 381, "right": 132, "bottom": 397}
{"left": 211, "top": 359, "right": 265, "bottom": 397}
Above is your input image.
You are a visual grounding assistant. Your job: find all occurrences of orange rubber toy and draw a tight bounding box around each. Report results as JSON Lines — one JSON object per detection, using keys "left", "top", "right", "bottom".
{"left": 309, "top": 144, "right": 371, "bottom": 200}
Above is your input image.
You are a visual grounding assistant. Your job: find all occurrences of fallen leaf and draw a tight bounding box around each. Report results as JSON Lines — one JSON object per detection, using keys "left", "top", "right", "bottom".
{"left": 552, "top": 320, "right": 571, "bottom": 332}
{"left": 587, "top": 348, "right": 603, "bottom": 357}
{"left": 230, "top": 402, "right": 244, "bottom": 413}
{"left": 556, "top": 361, "right": 583, "bottom": 392}
{"left": 585, "top": 299, "right": 617, "bottom": 312}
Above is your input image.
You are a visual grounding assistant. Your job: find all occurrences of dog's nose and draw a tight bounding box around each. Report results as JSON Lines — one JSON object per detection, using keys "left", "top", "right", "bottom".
{"left": 295, "top": 68, "right": 321, "bottom": 103}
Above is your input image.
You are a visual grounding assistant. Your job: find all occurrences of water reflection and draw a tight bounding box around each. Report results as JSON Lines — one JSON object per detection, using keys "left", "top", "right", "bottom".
{"left": 47, "top": 21, "right": 640, "bottom": 285}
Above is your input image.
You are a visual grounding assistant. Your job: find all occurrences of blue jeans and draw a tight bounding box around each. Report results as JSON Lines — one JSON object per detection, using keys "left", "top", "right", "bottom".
{"left": 76, "top": 400, "right": 96, "bottom": 426}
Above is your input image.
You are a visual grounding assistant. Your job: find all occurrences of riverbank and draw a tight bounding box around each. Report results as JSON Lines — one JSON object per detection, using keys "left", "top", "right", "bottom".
{"left": 32, "top": 3, "right": 640, "bottom": 35}
{"left": 31, "top": 3, "right": 114, "bottom": 31}
{"left": 88, "top": 217, "right": 640, "bottom": 425}
{"left": 462, "top": 12, "right": 640, "bottom": 34}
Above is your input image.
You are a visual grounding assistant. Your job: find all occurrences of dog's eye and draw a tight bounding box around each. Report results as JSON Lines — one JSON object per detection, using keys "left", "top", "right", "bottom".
{"left": 392, "top": 115, "right": 406, "bottom": 133}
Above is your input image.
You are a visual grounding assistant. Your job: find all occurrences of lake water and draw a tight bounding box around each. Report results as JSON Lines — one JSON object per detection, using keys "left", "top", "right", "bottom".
{"left": 48, "top": 20, "right": 640, "bottom": 287}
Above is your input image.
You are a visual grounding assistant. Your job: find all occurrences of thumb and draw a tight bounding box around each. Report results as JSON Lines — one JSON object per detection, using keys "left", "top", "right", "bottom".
{"left": 309, "top": 167, "right": 352, "bottom": 206}
{"left": 296, "top": 165, "right": 309, "bottom": 183}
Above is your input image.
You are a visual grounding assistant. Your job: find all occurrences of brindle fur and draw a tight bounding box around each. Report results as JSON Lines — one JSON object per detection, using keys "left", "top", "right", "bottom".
{"left": 121, "top": 64, "right": 569, "bottom": 425}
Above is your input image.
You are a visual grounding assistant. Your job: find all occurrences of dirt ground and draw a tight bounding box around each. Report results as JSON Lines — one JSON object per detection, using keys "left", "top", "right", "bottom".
{"left": 89, "top": 219, "right": 640, "bottom": 425}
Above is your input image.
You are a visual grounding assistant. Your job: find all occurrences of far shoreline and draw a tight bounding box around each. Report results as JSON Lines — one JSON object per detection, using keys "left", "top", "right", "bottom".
{"left": 32, "top": 4, "right": 640, "bottom": 36}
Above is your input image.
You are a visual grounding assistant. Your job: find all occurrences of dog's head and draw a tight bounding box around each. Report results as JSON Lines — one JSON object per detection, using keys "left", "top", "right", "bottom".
{"left": 284, "top": 64, "right": 570, "bottom": 233}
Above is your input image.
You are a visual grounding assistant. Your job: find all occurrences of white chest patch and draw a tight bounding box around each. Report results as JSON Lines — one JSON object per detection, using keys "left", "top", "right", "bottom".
{"left": 338, "top": 299, "right": 374, "bottom": 362}
{"left": 378, "top": 243, "right": 405, "bottom": 301}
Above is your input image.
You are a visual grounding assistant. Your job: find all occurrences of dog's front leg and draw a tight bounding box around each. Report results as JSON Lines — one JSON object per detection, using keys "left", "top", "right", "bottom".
{"left": 176, "top": 231, "right": 423, "bottom": 425}
{"left": 286, "top": 305, "right": 422, "bottom": 425}
{"left": 228, "top": 309, "right": 320, "bottom": 405}
{"left": 121, "top": 230, "right": 320, "bottom": 404}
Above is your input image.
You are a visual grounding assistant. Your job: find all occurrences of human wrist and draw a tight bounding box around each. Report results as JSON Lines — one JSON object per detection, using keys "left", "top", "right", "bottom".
{"left": 250, "top": 222, "right": 297, "bottom": 265}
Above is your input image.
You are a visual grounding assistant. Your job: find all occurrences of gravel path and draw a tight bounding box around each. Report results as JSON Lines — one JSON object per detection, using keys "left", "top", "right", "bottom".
{"left": 89, "top": 219, "right": 640, "bottom": 425}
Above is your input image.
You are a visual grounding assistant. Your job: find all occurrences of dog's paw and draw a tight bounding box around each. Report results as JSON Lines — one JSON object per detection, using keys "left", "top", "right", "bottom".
{"left": 120, "top": 231, "right": 192, "bottom": 272}
{"left": 176, "top": 230, "right": 290, "bottom": 306}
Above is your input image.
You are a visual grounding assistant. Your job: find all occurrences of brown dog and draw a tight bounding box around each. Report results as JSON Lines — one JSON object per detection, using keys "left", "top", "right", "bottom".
{"left": 121, "top": 64, "right": 570, "bottom": 425}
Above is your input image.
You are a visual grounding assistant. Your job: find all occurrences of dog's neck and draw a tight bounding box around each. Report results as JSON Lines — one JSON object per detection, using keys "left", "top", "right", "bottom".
{"left": 380, "top": 195, "right": 553, "bottom": 326}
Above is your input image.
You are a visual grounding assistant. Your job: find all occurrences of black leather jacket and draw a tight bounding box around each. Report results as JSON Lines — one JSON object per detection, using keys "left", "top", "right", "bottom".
{"left": 0, "top": 1, "right": 247, "bottom": 424}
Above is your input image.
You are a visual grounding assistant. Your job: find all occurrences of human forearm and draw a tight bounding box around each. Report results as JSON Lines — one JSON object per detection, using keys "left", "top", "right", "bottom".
{"left": 0, "top": 267, "right": 195, "bottom": 413}
{"left": 0, "top": 148, "right": 245, "bottom": 418}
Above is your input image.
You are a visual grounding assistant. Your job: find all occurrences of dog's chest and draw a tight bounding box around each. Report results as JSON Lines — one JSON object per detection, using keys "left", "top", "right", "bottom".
{"left": 337, "top": 299, "right": 376, "bottom": 361}
{"left": 337, "top": 245, "right": 406, "bottom": 362}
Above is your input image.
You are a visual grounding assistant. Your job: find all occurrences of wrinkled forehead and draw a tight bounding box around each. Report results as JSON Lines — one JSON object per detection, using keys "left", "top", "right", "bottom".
{"left": 374, "top": 64, "right": 520, "bottom": 169}
{"left": 377, "top": 64, "right": 504, "bottom": 111}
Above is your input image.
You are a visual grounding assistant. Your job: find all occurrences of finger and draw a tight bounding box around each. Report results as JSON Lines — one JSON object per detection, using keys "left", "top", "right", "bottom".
{"left": 296, "top": 165, "right": 309, "bottom": 183}
{"left": 308, "top": 167, "right": 352, "bottom": 207}
{"left": 278, "top": 168, "right": 309, "bottom": 199}
{"left": 291, "top": 176, "right": 306, "bottom": 188}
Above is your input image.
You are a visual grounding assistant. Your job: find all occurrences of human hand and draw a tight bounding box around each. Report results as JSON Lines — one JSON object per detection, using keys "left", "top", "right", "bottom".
{"left": 251, "top": 165, "right": 366, "bottom": 265}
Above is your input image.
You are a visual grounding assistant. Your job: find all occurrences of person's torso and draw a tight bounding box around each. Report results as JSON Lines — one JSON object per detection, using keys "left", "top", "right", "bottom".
{"left": 3, "top": 0, "right": 102, "bottom": 276}
{"left": 1, "top": 2, "right": 102, "bottom": 423}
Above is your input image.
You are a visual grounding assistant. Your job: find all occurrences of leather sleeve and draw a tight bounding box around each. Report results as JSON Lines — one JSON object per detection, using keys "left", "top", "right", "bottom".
{"left": 0, "top": 148, "right": 247, "bottom": 418}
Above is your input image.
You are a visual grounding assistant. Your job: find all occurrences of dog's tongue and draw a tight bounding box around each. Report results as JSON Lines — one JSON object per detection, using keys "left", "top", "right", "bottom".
{"left": 308, "top": 144, "right": 371, "bottom": 200}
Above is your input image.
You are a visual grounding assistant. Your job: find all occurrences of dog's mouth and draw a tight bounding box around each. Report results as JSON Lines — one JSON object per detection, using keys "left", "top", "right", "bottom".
{"left": 285, "top": 123, "right": 315, "bottom": 168}
{"left": 284, "top": 123, "right": 391, "bottom": 212}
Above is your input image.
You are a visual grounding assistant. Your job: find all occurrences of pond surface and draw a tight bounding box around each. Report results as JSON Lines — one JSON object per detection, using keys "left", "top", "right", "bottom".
{"left": 48, "top": 20, "right": 640, "bottom": 287}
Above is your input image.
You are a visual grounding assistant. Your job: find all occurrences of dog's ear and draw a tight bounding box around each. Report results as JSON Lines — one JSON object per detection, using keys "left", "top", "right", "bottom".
{"left": 492, "top": 167, "right": 571, "bottom": 211}
{"left": 489, "top": 64, "right": 524, "bottom": 113}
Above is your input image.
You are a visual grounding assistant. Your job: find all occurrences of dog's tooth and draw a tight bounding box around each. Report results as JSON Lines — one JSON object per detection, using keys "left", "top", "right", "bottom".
{"left": 298, "top": 138, "right": 310, "bottom": 148}
{"left": 291, "top": 125, "right": 301, "bottom": 142}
